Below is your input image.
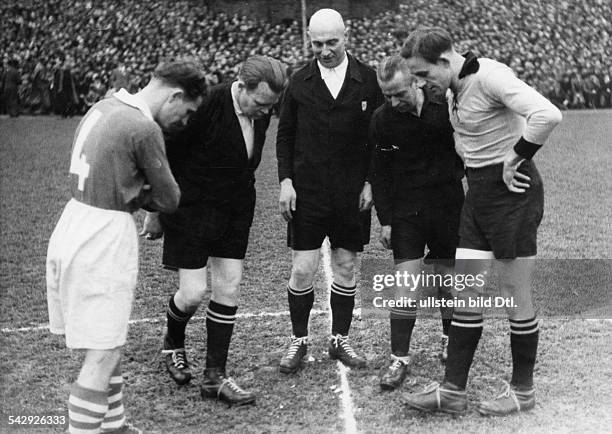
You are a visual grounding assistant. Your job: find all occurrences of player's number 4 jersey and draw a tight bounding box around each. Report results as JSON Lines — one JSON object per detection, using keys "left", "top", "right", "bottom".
{"left": 68, "top": 94, "right": 169, "bottom": 213}
{"left": 70, "top": 109, "right": 102, "bottom": 193}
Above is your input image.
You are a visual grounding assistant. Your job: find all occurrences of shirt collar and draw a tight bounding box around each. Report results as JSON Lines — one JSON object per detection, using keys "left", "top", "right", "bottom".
{"left": 113, "top": 88, "right": 153, "bottom": 121}
{"left": 304, "top": 53, "right": 363, "bottom": 83}
{"left": 458, "top": 51, "right": 480, "bottom": 79}
{"left": 317, "top": 53, "right": 349, "bottom": 79}
{"left": 230, "top": 81, "right": 247, "bottom": 117}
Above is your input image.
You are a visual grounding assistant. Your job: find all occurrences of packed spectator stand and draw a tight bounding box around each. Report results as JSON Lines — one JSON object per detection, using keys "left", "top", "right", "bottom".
{"left": 1, "top": 0, "right": 611, "bottom": 116}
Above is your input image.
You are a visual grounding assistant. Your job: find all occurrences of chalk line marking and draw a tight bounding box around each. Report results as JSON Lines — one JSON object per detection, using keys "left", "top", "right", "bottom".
{"left": 322, "top": 238, "right": 359, "bottom": 434}
{"left": 1, "top": 309, "right": 327, "bottom": 334}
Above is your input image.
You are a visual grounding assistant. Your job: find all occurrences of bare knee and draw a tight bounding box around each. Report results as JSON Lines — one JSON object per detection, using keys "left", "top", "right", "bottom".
{"left": 210, "top": 259, "right": 243, "bottom": 306}
{"left": 291, "top": 261, "right": 317, "bottom": 288}
{"left": 176, "top": 279, "right": 207, "bottom": 310}
{"left": 78, "top": 348, "right": 122, "bottom": 390}
{"left": 213, "top": 273, "right": 241, "bottom": 303}
{"left": 332, "top": 257, "right": 355, "bottom": 285}
{"left": 83, "top": 348, "right": 121, "bottom": 366}
{"left": 217, "top": 270, "right": 242, "bottom": 290}
{"left": 502, "top": 284, "right": 534, "bottom": 319}
{"left": 212, "top": 285, "right": 240, "bottom": 306}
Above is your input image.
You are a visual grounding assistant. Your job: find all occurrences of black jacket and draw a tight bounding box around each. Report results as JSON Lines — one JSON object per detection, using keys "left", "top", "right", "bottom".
{"left": 276, "top": 54, "right": 384, "bottom": 197}
{"left": 370, "top": 86, "right": 464, "bottom": 226}
{"left": 161, "top": 83, "right": 271, "bottom": 235}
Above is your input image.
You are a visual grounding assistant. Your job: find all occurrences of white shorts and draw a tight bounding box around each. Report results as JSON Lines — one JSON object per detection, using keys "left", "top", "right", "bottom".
{"left": 46, "top": 199, "right": 138, "bottom": 349}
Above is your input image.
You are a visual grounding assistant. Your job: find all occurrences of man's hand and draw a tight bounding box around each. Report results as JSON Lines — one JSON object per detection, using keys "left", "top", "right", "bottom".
{"left": 380, "top": 225, "right": 392, "bottom": 249}
{"left": 139, "top": 211, "right": 163, "bottom": 240}
{"left": 359, "top": 181, "right": 373, "bottom": 211}
{"left": 502, "top": 149, "right": 531, "bottom": 193}
{"left": 279, "top": 178, "right": 297, "bottom": 222}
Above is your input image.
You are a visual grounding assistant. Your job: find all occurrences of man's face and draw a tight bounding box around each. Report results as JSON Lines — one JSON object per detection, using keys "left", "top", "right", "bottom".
{"left": 237, "top": 81, "right": 280, "bottom": 119}
{"left": 379, "top": 70, "right": 420, "bottom": 113}
{"left": 405, "top": 56, "right": 452, "bottom": 93}
{"left": 158, "top": 92, "right": 201, "bottom": 132}
{"left": 309, "top": 27, "right": 346, "bottom": 69}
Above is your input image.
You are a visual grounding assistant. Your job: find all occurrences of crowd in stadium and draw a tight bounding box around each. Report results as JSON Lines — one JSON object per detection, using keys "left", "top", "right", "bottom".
{"left": 1, "top": 0, "right": 611, "bottom": 116}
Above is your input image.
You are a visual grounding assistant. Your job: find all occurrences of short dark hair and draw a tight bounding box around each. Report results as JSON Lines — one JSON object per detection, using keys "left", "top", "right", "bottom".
{"left": 377, "top": 55, "right": 415, "bottom": 84}
{"left": 401, "top": 27, "right": 453, "bottom": 63}
{"left": 153, "top": 59, "right": 207, "bottom": 100}
{"left": 238, "top": 55, "right": 288, "bottom": 94}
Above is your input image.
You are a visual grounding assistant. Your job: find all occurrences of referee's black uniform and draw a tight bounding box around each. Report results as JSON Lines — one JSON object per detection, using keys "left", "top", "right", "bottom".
{"left": 276, "top": 54, "right": 384, "bottom": 251}
{"left": 370, "top": 84, "right": 464, "bottom": 263}
{"left": 161, "top": 83, "right": 272, "bottom": 269}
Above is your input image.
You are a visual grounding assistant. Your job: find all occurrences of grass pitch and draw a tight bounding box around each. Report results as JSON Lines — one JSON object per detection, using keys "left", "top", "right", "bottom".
{"left": 0, "top": 111, "right": 611, "bottom": 433}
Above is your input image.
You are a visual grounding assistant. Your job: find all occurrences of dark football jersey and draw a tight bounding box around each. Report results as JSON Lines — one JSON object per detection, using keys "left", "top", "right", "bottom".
{"left": 68, "top": 91, "right": 177, "bottom": 213}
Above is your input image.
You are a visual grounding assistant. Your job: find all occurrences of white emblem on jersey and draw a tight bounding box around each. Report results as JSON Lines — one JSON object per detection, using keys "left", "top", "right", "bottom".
{"left": 70, "top": 109, "right": 102, "bottom": 191}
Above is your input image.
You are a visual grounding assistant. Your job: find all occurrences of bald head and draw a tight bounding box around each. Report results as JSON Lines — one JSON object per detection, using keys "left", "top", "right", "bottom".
{"left": 309, "top": 8, "right": 345, "bottom": 33}
{"left": 308, "top": 8, "right": 347, "bottom": 69}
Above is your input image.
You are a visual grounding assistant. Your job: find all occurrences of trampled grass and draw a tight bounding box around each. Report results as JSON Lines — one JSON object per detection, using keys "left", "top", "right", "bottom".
{"left": 0, "top": 111, "right": 611, "bottom": 432}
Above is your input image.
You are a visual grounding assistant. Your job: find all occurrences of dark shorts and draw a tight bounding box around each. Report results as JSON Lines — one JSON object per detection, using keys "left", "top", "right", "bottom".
{"left": 288, "top": 190, "right": 370, "bottom": 252}
{"left": 161, "top": 193, "right": 256, "bottom": 270}
{"left": 392, "top": 183, "right": 464, "bottom": 264}
{"left": 459, "top": 160, "right": 544, "bottom": 259}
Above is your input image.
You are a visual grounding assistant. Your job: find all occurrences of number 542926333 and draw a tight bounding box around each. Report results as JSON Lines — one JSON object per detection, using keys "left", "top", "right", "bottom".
{"left": 7, "top": 415, "right": 66, "bottom": 425}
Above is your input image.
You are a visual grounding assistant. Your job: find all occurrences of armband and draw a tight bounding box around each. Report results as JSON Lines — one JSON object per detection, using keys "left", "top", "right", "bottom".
{"left": 513, "top": 137, "right": 542, "bottom": 160}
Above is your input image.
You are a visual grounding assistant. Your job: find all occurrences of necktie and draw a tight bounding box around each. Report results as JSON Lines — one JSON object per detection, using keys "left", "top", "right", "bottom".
{"left": 238, "top": 114, "right": 254, "bottom": 159}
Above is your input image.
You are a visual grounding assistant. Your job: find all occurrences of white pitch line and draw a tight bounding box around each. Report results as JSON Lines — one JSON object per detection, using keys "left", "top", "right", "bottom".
{"left": 321, "top": 238, "right": 359, "bottom": 434}
{"left": 1, "top": 309, "right": 327, "bottom": 334}
{"left": 6, "top": 311, "right": 609, "bottom": 334}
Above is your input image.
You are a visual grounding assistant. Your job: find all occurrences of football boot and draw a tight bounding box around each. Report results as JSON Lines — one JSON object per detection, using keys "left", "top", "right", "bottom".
{"left": 279, "top": 335, "right": 308, "bottom": 374}
{"left": 200, "top": 368, "right": 256, "bottom": 406}
{"left": 328, "top": 334, "right": 366, "bottom": 368}
{"left": 477, "top": 381, "right": 535, "bottom": 416}
{"left": 379, "top": 354, "right": 410, "bottom": 390}
{"left": 403, "top": 381, "right": 468, "bottom": 414}
{"left": 162, "top": 336, "right": 192, "bottom": 385}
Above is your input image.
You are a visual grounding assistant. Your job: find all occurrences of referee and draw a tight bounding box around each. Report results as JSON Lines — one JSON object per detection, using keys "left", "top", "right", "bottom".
{"left": 276, "top": 8, "right": 383, "bottom": 373}
{"left": 142, "top": 56, "right": 288, "bottom": 405}
{"left": 370, "top": 55, "right": 464, "bottom": 390}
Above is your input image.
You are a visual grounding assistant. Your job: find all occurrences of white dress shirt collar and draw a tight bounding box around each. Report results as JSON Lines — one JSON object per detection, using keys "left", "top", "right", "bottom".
{"left": 317, "top": 53, "right": 349, "bottom": 80}
{"left": 317, "top": 54, "right": 349, "bottom": 99}
{"left": 231, "top": 81, "right": 248, "bottom": 116}
{"left": 230, "top": 81, "right": 255, "bottom": 159}
{"left": 113, "top": 88, "right": 154, "bottom": 121}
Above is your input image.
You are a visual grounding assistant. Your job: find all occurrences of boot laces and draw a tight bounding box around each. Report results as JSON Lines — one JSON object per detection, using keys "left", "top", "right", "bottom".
{"left": 162, "top": 348, "right": 187, "bottom": 369}
{"left": 493, "top": 381, "right": 523, "bottom": 411}
{"left": 496, "top": 381, "right": 513, "bottom": 399}
{"left": 389, "top": 354, "right": 410, "bottom": 371}
{"left": 495, "top": 381, "right": 533, "bottom": 401}
{"left": 220, "top": 377, "right": 246, "bottom": 395}
{"left": 332, "top": 335, "right": 358, "bottom": 358}
{"left": 285, "top": 336, "right": 308, "bottom": 358}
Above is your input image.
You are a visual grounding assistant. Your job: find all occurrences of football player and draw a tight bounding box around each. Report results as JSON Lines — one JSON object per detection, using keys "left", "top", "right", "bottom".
{"left": 400, "top": 27, "right": 562, "bottom": 415}
{"left": 46, "top": 60, "right": 206, "bottom": 433}
{"left": 141, "top": 56, "right": 288, "bottom": 405}
{"left": 276, "top": 8, "right": 383, "bottom": 373}
{"left": 370, "top": 55, "right": 464, "bottom": 390}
